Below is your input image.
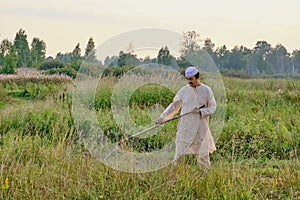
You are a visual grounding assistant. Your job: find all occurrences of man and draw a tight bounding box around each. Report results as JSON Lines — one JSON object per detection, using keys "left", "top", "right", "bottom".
{"left": 156, "top": 66, "right": 216, "bottom": 169}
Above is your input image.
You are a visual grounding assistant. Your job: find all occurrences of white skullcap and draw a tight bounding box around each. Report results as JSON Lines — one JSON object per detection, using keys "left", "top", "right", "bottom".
{"left": 185, "top": 67, "right": 198, "bottom": 77}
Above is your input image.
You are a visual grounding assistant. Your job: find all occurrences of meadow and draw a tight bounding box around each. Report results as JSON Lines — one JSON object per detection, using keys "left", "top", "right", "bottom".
{"left": 0, "top": 72, "right": 300, "bottom": 199}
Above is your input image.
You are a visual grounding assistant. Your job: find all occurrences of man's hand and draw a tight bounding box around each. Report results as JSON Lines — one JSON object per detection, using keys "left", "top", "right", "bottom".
{"left": 155, "top": 117, "right": 164, "bottom": 125}
{"left": 191, "top": 107, "right": 200, "bottom": 114}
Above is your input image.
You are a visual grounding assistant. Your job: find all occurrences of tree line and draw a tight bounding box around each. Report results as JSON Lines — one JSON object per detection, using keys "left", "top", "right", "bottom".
{"left": 103, "top": 31, "right": 300, "bottom": 77}
{"left": 1, "top": 29, "right": 300, "bottom": 77}
{"left": 0, "top": 28, "right": 97, "bottom": 75}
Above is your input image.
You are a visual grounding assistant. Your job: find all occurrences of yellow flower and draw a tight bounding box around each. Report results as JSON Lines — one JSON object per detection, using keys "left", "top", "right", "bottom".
{"left": 2, "top": 177, "right": 9, "bottom": 189}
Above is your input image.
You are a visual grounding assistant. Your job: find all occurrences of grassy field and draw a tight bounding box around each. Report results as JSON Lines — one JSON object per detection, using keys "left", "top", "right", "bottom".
{"left": 0, "top": 74, "right": 300, "bottom": 199}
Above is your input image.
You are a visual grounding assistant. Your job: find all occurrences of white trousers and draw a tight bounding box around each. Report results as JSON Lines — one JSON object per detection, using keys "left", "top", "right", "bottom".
{"left": 196, "top": 153, "right": 211, "bottom": 169}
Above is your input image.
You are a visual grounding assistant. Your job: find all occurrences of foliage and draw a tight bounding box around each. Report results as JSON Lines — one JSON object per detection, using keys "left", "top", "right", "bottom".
{"left": 56, "top": 52, "right": 72, "bottom": 63}
{"left": 78, "top": 62, "right": 104, "bottom": 77}
{"left": 0, "top": 73, "right": 72, "bottom": 86}
{"left": 157, "top": 46, "right": 173, "bottom": 66}
{"left": 176, "top": 56, "right": 193, "bottom": 69}
{"left": 225, "top": 46, "right": 249, "bottom": 71}
{"left": 71, "top": 43, "right": 82, "bottom": 61}
{"left": 129, "top": 84, "right": 174, "bottom": 108}
{"left": 292, "top": 49, "right": 300, "bottom": 73}
{"left": 102, "top": 66, "right": 115, "bottom": 76}
{"left": 1, "top": 47, "right": 18, "bottom": 75}
{"left": 179, "top": 30, "right": 201, "bottom": 57}
{"left": 2, "top": 28, "right": 300, "bottom": 77}
{"left": 221, "top": 69, "right": 250, "bottom": 78}
{"left": 118, "top": 51, "right": 138, "bottom": 67}
{"left": 104, "top": 55, "right": 118, "bottom": 66}
{"left": 30, "top": 37, "right": 46, "bottom": 68}
{"left": 13, "top": 28, "right": 31, "bottom": 67}
{"left": 39, "top": 60, "right": 65, "bottom": 70}
{"left": 70, "top": 43, "right": 82, "bottom": 70}
{"left": 46, "top": 67, "right": 77, "bottom": 79}
{"left": 84, "top": 37, "right": 97, "bottom": 62}
{"left": 203, "top": 38, "right": 215, "bottom": 57}
{"left": 0, "top": 39, "right": 13, "bottom": 66}
{"left": 112, "top": 65, "right": 135, "bottom": 77}
{"left": 91, "top": 77, "right": 300, "bottom": 160}
{"left": 215, "top": 45, "right": 229, "bottom": 69}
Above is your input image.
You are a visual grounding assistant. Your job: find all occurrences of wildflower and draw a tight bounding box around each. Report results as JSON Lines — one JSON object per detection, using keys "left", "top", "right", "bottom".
{"left": 1, "top": 177, "right": 9, "bottom": 189}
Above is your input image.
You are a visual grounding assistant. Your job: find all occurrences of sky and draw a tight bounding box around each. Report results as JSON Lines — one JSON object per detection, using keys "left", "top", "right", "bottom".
{"left": 1, "top": 0, "right": 300, "bottom": 60}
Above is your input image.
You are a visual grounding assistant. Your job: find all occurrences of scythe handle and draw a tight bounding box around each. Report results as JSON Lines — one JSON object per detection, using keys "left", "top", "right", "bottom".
{"left": 103, "top": 105, "right": 205, "bottom": 161}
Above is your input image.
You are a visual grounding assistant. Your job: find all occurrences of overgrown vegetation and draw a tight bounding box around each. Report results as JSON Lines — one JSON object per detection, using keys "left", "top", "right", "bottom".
{"left": 0, "top": 76, "right": 300, "bottom": 199}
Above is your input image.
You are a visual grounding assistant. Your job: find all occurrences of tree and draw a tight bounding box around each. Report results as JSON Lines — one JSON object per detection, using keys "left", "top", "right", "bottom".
{"left": 226, "top": 46, "right": 248, "bottom": 71}
{"left": 31, "top": 37, "right": 46, "bottom": 68}
{"left": 1, "top": 47, "right": 18, "bottom": 74}
{"left": 157, "top": 46, "right": 173, "bottom": 66}
{"left": 253, "top": 41, "right": 272, "bottom": 55}
{"left": 203, "top": 38, "right": 215, "bottom": 57}
{"left": 240, "top": 46, "right": 252, "bottom": 73}
{"left": 292, "top": 50, "right": 300, "bottom": 73}
{"left": 179, "top": 31, "right": 201, "bottom": 57}
{"left": 13, "top": 29, "right": 31, "bottom": 67}
{"left": 142, "top": 55, "right": 156, "bottom": 65}
{"left": 215, "top": 45, "right": 229, "bottom": 69}
{"left": 268, "top": 44, "right": 290, "bottom": 73}
{"left": 107, "top": 55, "right": 119, "bottom": 67}
{"left": 84, "top": 37, "right": 97, "bottom": 62}
{"left": 202, "top": 38, "right": 219, "bottom": 67}
{"left": 39, "top": 60, "right": 65, "bottom": 70}
{"left": 0, "top": 39, "right": 13, "bottom": 66}
{"left": 72, "top": 43, "right": 81, "bottom": 61}
{"left": 117, "top": 51, "right": 138, "bottom": 67}
{"left": 177, "top": 31, "right": 202, "bottom": 68}
{"left": 251, "top": 41, "right": 272, "bottom": 74}
{"left": 71, "top": 43, "right": 82, "bottom": 70}
{"left": 56, "top": 52, "right": 72, "bottom": 63}
{"left": 104, "top": 56, "right": 111, "bottom": 66}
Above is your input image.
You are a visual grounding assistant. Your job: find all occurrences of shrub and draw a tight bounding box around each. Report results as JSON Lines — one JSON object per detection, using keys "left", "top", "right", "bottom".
{"left": 1, "top": 53, "right": 17, "bottom": 75}
{"left": 46, "top": 67, "right": 77, "bottom": 78}
{"left": 39, "top": 60, "right": 65, "bottom": 70}
{"left": 221, "top": 69, "right": 250, "bottom": 78}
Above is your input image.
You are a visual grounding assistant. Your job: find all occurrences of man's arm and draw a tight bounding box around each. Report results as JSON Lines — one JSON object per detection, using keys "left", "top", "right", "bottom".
{"left": 199, "top": 88, "right": 216, "bottom": 116}
{"left": 156, "top": 98, "right": 181, "bottom": 124}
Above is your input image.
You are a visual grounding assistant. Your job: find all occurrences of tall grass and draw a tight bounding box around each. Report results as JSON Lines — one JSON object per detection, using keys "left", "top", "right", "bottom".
{"left": 219, "top": 77, "right": 300, "bottom": 160}
{"left": 0, "top": 76, "right": 300, "bottom": 199}
{"left": 1, "top": 132, "right": 299, "bottom": 199}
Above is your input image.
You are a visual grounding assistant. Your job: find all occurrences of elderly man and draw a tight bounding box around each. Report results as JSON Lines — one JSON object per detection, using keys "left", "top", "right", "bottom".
{"left": 156, "top": 66, "right": 217, "bottom": 169}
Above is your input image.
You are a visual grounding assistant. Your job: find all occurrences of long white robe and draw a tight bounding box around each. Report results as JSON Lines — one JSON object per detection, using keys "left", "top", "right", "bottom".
{"left": 160, "top": 83, "right": 217, "bottom": 164}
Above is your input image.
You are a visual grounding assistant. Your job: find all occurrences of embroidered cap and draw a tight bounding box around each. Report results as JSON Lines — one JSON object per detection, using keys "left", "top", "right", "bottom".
{"left": 185, "top": 67, "right": 198, "bottom": 77}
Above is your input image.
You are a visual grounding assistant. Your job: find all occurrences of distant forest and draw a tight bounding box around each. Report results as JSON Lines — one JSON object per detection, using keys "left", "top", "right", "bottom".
{"left": 1, "top": 29, "right": 300, "bottom": 78}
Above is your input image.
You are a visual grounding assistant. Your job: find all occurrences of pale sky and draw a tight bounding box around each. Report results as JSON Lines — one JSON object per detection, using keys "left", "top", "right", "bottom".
{"left": 1, "top": 0, "right": 300, "bottom": 60}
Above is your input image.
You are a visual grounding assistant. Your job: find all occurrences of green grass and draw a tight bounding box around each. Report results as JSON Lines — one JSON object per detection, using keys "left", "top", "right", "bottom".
{"left": 0, "top": 76, "right": 300, "bottom": 199}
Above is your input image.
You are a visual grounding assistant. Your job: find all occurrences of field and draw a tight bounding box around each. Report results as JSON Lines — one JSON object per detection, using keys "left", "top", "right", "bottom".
{"left": 0, "top": 71, "right": 300, "bottom": 199}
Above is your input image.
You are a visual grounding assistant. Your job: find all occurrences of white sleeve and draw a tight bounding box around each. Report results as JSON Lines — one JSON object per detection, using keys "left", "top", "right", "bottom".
{"left": 200, "top": 88, "right": 216, "bottom": 116}
{"left": 160, "top": 94, "right": 181, "bottom": 120}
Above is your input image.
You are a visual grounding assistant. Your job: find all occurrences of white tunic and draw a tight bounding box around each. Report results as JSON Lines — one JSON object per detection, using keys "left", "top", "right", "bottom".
{"left": 160, "top": 83, "right": 217, "bottom": 162}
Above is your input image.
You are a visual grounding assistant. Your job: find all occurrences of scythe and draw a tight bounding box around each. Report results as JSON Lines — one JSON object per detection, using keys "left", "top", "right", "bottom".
{"left": 103, "top": 110, "right": 194, "bottom": 161}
